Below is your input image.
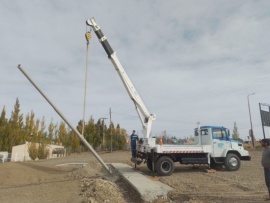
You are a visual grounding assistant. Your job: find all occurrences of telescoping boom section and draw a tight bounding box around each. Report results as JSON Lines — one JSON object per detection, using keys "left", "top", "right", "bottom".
{"left": 86, "top": 17, "right": 156, "bottom": 138}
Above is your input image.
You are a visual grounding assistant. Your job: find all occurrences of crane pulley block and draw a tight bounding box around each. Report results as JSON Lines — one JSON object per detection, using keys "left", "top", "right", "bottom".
{"left": 85, "top": 31, "right": 92, "bottom": 43}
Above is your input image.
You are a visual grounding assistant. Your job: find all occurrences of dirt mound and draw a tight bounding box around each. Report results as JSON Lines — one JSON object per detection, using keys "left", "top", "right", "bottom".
{"left": 67, "top": 162, "right": 135, "bottom": 203}
{"left": 80, "top": 178, "right": 127, "bottom": 203}
{"left": 67, "top": 162, "right": 107, "bottom": 179}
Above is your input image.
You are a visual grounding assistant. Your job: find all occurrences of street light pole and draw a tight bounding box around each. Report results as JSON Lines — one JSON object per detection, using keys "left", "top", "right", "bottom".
{"left": 98, "top": 118, "right": 108, "bottom": 150}
{"left": 247, "top": 93, "right": 255, "bottom": 148}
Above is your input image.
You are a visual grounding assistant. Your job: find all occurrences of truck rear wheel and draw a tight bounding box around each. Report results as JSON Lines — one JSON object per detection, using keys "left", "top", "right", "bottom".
{"left": 156, "top": 156, "right": 174, "bottom": 176}
{"left": 224, "top": 153, "right": 240, "bottom": 171}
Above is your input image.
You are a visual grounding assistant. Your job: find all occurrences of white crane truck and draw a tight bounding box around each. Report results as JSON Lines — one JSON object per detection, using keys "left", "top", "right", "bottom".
{"left": 86, "top": 18, "right": 251, "bottom": 176}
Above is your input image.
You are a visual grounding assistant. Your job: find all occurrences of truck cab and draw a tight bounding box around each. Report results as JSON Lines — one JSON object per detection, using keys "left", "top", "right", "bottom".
{"left": 195, "top": 126, "right": 251, "bottom": 169}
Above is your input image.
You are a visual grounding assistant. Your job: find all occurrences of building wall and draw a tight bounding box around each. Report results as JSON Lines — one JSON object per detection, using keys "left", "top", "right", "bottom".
{"left": 11, "top": 142, "right": 65, "bottom": 162}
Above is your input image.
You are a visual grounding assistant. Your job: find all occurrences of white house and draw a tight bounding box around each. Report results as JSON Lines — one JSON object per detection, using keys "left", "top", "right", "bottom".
{"left": 11, "top": 142, "right": 65, "bottom": 162}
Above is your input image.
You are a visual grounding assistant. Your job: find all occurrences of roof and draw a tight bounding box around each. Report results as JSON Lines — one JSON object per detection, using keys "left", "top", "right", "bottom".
{"left": 195, "top": 126, "right": 227, "bottom": 129}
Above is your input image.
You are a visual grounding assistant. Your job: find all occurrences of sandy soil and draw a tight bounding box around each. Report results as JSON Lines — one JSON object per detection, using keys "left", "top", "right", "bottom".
{"left": 0, "top": 150, "right": 267, "bottom": 203}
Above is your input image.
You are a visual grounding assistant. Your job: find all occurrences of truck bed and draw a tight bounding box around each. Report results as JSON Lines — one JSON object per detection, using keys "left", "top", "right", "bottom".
{"left": 148, "top": 144, "right": 213, "bottom": 154}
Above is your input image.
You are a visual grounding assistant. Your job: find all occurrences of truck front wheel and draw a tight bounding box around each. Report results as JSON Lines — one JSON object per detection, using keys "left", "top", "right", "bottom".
{"left": 224, "top": 153, "right": 240, "bottom": 171}
{"left": 156, "top": 156, "right": 175, "bottom": 176}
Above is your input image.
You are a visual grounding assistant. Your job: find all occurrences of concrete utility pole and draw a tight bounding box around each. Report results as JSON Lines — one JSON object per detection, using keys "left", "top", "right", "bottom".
{"left": 18, "top": 64, "right": 112, "bottom": 174}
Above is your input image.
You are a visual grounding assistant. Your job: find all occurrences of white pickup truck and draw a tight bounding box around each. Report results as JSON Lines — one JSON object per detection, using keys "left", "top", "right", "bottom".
{"left": 135, "top": 125, "right": 251, "bottom": 176}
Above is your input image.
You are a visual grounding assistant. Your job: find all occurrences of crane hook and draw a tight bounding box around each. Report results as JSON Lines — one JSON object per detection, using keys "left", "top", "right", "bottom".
{"left": 85, "top": 31, "right": 92, "bottom": 44}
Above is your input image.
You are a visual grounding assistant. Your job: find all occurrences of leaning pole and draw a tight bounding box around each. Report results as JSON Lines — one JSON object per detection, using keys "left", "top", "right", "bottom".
{"left": 18, "top": 64, "right": 112, "bottom": 174}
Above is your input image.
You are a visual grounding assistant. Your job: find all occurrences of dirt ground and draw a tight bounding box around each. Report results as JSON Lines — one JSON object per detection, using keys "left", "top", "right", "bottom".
{"left": 0, "top": 149, "right": 268, "bottom": 203}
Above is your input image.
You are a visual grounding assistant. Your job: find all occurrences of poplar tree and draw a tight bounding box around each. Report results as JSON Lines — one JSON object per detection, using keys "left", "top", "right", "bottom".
{"left": 32, "top": 119, "right": 40, "bottom": 142}
{"left": 113, "top": 124, "right": 126, "bottom": 150}
{"left": 47, "top": 119, "right": 57, "bottom": 144}
{"left": 84, "top": 117, "right": 98, "bottom": 149}
{"left": 8, "top": 98, "right": 24, "bottom": 151}
{"left": 1, "top": 98, "right": 131, "bottom": 153}
{"left": 37, "top": 117, "right": 46, "bottom": 143}
{"left": 58, "top": 121, "right": 67, "bottom": 145}
{"left": 24, "top": 111, "right": 35, "bottom": 142}
{"left": 0, "top": 107, "right": 7, "bottom": 150}
{"left": 96, "top": 119, "right": 103, "bottom": 146}
{"left": 69, "top": 130, "right": 80, "bottom": 153}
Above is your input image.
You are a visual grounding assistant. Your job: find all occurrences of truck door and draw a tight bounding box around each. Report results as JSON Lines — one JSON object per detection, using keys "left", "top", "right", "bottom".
{"left": 212, "top": 128, "right": 231, "bottom": 157}
{"left": 194, "top": 128, "right": 212, "bottom": 145}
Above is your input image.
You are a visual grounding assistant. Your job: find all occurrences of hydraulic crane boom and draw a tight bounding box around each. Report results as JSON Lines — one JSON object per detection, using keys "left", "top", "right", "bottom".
{"left": 86, "top": 17, "right": 156, "bottom": 138}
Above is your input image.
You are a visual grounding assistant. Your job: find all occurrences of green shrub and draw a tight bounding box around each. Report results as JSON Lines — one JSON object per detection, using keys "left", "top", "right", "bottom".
{"left": 28, "top": 142, "right": 38, "bottom": 161}
{"left": 37, "top": 143, "right": 49, "bottom": 159}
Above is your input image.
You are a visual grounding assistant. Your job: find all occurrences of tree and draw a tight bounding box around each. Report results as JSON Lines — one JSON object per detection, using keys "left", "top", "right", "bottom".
{"left": 76, "top": 120, "right": 83, "bottom": 134}
{"left": 232, "top": 122, "right": 240, "bottom": 141}
{"left": 84, "top": 117, "right": 98, "bottom": 149}
{"left": 105, "top": 122, "right": 115, "bottom": 150}
{"left": 0, "top": 107, "right": 8, "bottom": 150}
{"left": 37, "top": 117, "right": 46, "bottom": 143}
{"left": 28, "top": 142, "right": 38, "bottom": 161}
{"left": 105, "top": 123, "right": 127, "bottom": 150}
{"left": 47, "top": 119, "right": 57, "bottom": 144}
{"left": 8, "top": 98, "right": 24, "bottom": 151}
{"left": 31, "top": 118, "right": 40, "bottom": 143}
{"left": 64, "top": 127, "right": 72, "bottom": 154}
{"left": 113, "top": 124, "right": 127, "bottom": 150}
{"left": 37, "top": 142, "right": 49, "bottom": 159}
{"left": 24, "top": 111, "right": 35, "bottom": 142}
{"left": 58, "top": 121, "right": 68, "bottom": 145}
{"left": 69, "top": 131, "right": 80, "bottom": 153}
{"left": 1, "top": 98, "right": 133, "bottom": 154}
{"left": 96, "top": 119, "right": 104, "bottom": 148}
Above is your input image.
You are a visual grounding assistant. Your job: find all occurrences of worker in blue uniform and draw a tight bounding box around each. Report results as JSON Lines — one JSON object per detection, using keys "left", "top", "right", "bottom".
{"left": 130, "top": 130, "right": 139, "bottom": 158}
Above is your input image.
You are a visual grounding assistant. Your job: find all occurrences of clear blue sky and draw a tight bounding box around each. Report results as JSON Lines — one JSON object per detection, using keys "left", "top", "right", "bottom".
{"left": 1, "top": 1, "right": 270, "bottom": 140}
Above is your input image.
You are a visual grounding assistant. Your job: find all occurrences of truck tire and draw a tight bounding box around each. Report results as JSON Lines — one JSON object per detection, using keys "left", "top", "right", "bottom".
{"left": 224, "top": 153, "right": 240, "bottom": 171}
{"left": 156, "top": 156, "right": 175, "bottom": 176}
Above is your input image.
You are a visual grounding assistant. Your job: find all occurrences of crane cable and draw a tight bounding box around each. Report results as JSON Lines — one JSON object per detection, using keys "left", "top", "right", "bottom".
{"left": 82, "top": 28, "right": 92, "bottom": 136}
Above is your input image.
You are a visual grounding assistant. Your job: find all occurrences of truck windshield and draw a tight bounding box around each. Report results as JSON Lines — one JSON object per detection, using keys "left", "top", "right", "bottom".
{"left": 195, "top": 129, "right": 208, "bottom": 136}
